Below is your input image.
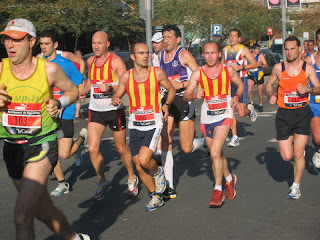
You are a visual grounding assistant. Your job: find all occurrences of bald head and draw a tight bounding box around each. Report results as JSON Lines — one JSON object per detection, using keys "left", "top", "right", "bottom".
{"left": 92, "top": 31, "right": 110, "bottom": 57}
{"left": 203, "top": 41, "right": 220, "bottom": 53}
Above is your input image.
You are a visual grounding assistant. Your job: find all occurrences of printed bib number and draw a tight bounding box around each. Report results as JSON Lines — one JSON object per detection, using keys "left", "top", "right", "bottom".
{"left": 53, "top": 87, "right": 61, "bottom": 100}
{"left": 284, "top": 89, "right": 307, "bottom": 107}
{"left": 91, "top": 79, "right": 114, "bottom": 99}
{"left": 2, "top": 102, "right": 42, "bottom": 136}
{"left": 168, "top": 74, "right": 180, "bottom": 82}
{"left": 206, "top": 94, "right": 228, "bottom": 115}
{"left": 132, "top": 105, "right": 155, "bottom": 126}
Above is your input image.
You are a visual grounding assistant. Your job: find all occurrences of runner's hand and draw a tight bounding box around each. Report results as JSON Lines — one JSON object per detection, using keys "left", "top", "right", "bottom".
{"left": 79, "top": 91, "right": 86, "bottom": 103}
{"left": 231, "top": 96, "right": 239, "bottom": 110}
{"left": 111, "top": 96, "right": 122, "bottom": 106}
{"left": 195, "top": 89, "right": 204, "bottom": 99}
{"left": 161, "top": 105, "right": 169, "bottom": 121}
{"left": 297, "top": 84, "right": 309, "bottom": 95}
{"left": 0, "top": 83, "right": 8, "bottom": 107}
{"left": 99, "top": 84, "right": 110, "bottom": 92}
{"left": 44, "top": 98, "right": 60, "bottom": 117}
{"left": 269, "top": 93, "right": 277, "bottom": 105}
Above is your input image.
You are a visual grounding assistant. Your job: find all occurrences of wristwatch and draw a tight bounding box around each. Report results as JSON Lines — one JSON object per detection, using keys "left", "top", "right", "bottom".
{"left": 56, "top": 99, "right": 62, "bottom": 109}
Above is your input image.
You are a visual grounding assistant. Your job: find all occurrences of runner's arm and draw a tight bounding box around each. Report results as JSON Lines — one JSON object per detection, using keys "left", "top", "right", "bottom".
{"left": 228, "top": 66, "right": 244, "bottom": 110}
{"left": 183, "top": 69, "right": 203, "bottom": 101}
{"left": 111, "top": 71, "right": 129, "bottom": 106}
{"left": 259, "top": 54, "right": 268, "bottom": 68}
{"left": 179, "top": 49, "right": 199, "bottom": 88}
{"left": 111, "top": 55, "right": 127, "bottom": 92}
{"left": 265, "top": 63, "right": 281, "bottom": 104}
{"left": 63, "top": 51, "right": 86, "bottom": 75}
{"left": 297, "top": 63, "right": 320, "bottom": 95}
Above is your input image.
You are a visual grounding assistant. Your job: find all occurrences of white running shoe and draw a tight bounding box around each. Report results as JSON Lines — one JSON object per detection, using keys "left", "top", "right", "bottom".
{"left": 145, "top": 193, "right": 164, "bottom": 211}
{"left": 228, "top": 135, "right": 240, "bottom": 147}
{"left": 288, "top": 185, "right": 301, "bottom": 200}
{"left": 50, "top": 182, "right": 70, "bottom": 196}
{"left": 312, "top": 151, "right": 320, "bottom": 168}
{"left": 79, "top": 128, "right": 88, "bottom": 147}
{"left": 128, "top": 175, "right": 139, "bottom": 198}
{"left": 247, "top": 103, "right": 257, "bottom": 122}
{"left": 77, "top": 233, "right": 91, "bottom": 240}
{"left": 153, "top": 166, "right": 166, "bottom": 195}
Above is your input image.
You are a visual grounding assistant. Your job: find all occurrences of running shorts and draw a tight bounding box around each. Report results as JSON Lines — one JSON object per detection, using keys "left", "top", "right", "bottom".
{"left": 129, "top": 126, "right": 162, "bottom": 157}
{"left": 200, "top": 118, "right": 232, "bottom": 139}
{"left": 3, "top": 140, "right": 58, "bottom": 179}
{"left": 309, "top": 103, "right": 320, "bottom": 118}
{"left": 57, "top": 119, "right": 74, "bottom": 139}
{"left": 89, "top": 108, "right": 126, "bottom": 131}
{"left": 276, "top": 106, "right": 311, "bottom": 140}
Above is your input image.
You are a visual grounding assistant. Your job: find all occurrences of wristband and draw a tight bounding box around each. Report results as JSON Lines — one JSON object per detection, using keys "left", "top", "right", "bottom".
{"left": 57, "top": 96, "right": 70, "bottom": 109}
{"left": 234, "top": 95, "right": 240, "bottom": 101}
{"left": 56, "top": 99, "right": 62, "bottom": 109}
{"left": 310, "top": 87, "right": 314, "bottom": 94}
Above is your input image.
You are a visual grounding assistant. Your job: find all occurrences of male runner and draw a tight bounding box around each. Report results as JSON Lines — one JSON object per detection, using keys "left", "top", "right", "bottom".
{"left": 221, "top": 29, "right": 258, "bottom": 147}
{"left": 302, "top": 40, "right": 316, "bottom": 60}
{"left": 266, "top": 36, "right": 320, "bottom": 199}
{"left": 0, "top": 18, "right": 89, "bottom": 239}
{"left": 300, "top": 40, "right": 309, "bottom": 60}
{"left": 248, "top": 44, "right": 268, "bottom": 112}
{"left": 160, "top": 24, "right": 203, "bottom": 199}
{"left": 184, "top": 41, "right": 244, "bottom": 207}
{"left": 151, "top": 32, "right": 163, "bottom": 67}
{"left": 112, "top": 42, "right": 175, "bottom": 211}
{"left": 80, "top": 31, "right": 137, "bottom": 200}
{"left": 304, "top": 29, "right": 320, "bottom": 168}
{"left": 39, "top": 30, "right": 87, "bottom": 196}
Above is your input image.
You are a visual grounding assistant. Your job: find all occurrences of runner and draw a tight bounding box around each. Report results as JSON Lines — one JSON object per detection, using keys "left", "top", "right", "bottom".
{"left": 221, "top": 29, "right": 258, "bottom": 147}
{"left": 300, "top": 40, "right": 309, "bottom": 60}
{"left": 266, "top": 36, "right": 320, "bottom": 199}
{"left": 0, "top": 18, "right": 90, "bottom": 239}
{"left": 39, "top": 30, "right": 87, "bottom": 197}
{"left": 160, "top": 24, "right": 204, "bottom": 199}
{"left": 302, "top": 40, "right": 316, "bottom": 60}
{"left": 248, "top": 44, "right": 268, "bottom": 112}
{"left": 80, "top": 31, "right": 138, "bottom": 200}
{"left": 304, "top": 29, "right": 320, "bottom": 168}
{"left": 151, "top": 32, "right": 163, "bottom": 68}
{"left": 74, "top": 49, "right": 84, "bottom": 122}
{"left": 184, "top": 41, "right": 244, "bottom": 207}
{"left": 112, "top": 42, "right": 175, "bottom": 211}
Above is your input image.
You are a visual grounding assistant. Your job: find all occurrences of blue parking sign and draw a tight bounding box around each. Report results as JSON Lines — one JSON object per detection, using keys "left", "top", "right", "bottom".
{"left": 212, "top": 24, "right": 222, "bottom": 39}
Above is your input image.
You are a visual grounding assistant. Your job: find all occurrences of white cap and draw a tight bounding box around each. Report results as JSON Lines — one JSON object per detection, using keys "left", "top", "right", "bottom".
{"left": 151, "top": 32, "right": 163, "bottom": 43}
{"left": 0, "top": 18, "right": 36, "bottom": 39}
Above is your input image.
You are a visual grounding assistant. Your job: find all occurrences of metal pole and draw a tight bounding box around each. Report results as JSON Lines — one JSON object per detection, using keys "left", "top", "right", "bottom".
{"left": 281, "top": 0, "right": 286, "bottom": 60}
{"left": 145, "top": 0, "right": 152, "bottom": 66}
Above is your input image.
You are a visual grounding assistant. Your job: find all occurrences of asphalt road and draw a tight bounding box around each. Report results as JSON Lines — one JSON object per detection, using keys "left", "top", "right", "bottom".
{"left": 1, "top": 84, "right": 320, "bottom": 240}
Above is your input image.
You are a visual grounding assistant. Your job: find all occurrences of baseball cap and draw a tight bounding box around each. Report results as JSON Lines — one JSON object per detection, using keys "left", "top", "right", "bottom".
{"left": 0, "top": 18, "right": 36, "bottom": 39}
{"left": 151, "top": 32, "right": 163, "bottom": 43}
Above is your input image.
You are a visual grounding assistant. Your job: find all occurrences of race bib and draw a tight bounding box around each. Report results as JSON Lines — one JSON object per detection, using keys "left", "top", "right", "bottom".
{"left": 284, "top": 89, "right": 307, "bottom": 107}
{"left": 2, "top": 102, "right": 42, "bottom": 136}
{"left": 53, "top": 87, "right": 61, "bottom": 100}
{"left": 91, "top": 79, "right": 114, "bottom": 99}
{"left": 132, "top": 105, "right": 155, "bottom": 126}
{"left": 206, "top": 94, "right": 228, "bottom": 115}
{"left": 168, "top": 74, "right": 180, "bottom": 82}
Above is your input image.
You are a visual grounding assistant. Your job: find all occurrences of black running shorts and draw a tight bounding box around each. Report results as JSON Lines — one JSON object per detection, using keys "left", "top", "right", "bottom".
{"left": 57, "top": 119, "right": 74, "bottom": 139}
{"left": 3, "top": 140, "right": 58, "bottom": 179}
{"left": 89, "top": 108, "right": 126, "bottom": 131}
{"left": 276, "top": 106, "right": 311, "bottom": 140}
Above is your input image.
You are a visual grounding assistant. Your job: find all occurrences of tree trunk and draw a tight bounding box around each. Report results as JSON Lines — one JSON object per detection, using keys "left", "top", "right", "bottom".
{"left": 74, "top": 36, "right": 79, "bottom": 52}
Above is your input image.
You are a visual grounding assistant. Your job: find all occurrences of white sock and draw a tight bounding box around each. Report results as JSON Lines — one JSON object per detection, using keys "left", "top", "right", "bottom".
{"left": 161, "top": 151, "right": 174, "bottom": 189}
{"left": 292, "top": 182, "right": 300, "bottom": 188}
{"left": 225, "top": 173, "right": 232, "bottom": 183}
{"left": 214, "top": 185, "right": 222, "bottom": 191}
{"left": 192, "top": 138, "right": 204, "bottom": 152}
{"left": 156, "top": 150, "right": 162, "bottom": 155}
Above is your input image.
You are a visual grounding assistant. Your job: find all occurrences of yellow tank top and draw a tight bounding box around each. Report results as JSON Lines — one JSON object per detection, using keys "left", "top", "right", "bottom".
{"left": 0, "top": 58, "right": 57, "bottom": 141}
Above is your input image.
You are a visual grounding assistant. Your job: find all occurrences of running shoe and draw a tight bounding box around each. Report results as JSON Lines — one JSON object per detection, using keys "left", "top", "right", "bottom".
{"left": 162, "top": 187, "right": 177, "bottom": 199}
{"left": 128, "top": 175, "right": 139, "bottom": 198}
{"left": 153, "top": 166, "right": 166, "bottom": 195}
{"left": 225, "top": 174, "right": 237, "bottom": 200}
{"left": 74, "top": 144, "right": 84, "bottom": 167}
{"left": 228, "top": 135, "right": 240, "bottom": 147}
{"left": 258, "top": 105, "right": 263, "bottom": 112}
{"left": 77, "top": 233, "right": 91, "bottom": 240}
{"left": 79, "top": 128, "right": 88, "bottom": 147}
{"left": 209, "top": 189, "right": 225, "bottom": 207}
{"left": 312, "top": 151, "right": 320, "bottom": 168}
{"left": 92, "top": 181, "right": 111, "bottom": 200}
{"left": 288, "top": 185, "right": 301, "bottom": 200}
{"left": 145, "top": 193, "right": 164, "bottom": 211}
{"left": 50, "top": 182, "right": 70, "bottom": 197}
{"left": 247, "top": 103, "right": 257, "bottom": 122}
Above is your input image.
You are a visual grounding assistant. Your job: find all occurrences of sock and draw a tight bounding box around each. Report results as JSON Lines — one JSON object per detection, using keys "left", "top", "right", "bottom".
{"left": 232, "top": 135, "right": 238, "bottom": 139}
{"left": 161, "top": 151, "right": 174, "bottom": 189}
{"left": 225, "top": 173, "right": 233, "bottom": 183}
{"left": 156, "top": 150, "right": 162, "bottom": 155}
{"left": 59, "top": 180, "right": 66, "bottom": 184}
{"left": 214, "top": 185, "right": 222, "bottom": 191}
{"left": 259, "top": 104, "right": 263, "bottom": 106}
{"left": 192, "top": 138, "right": 204, "bottom": 152}
{"left": 292, "top": 182, "right": 300, "bottom": 188}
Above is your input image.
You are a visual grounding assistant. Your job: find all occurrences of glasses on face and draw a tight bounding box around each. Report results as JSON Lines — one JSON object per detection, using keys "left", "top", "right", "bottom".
{"left": 1, "top": 36, "right": 28, "bottom": 45}
{"left": 135, "top": 51, "right": 150, "bottom": 56}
